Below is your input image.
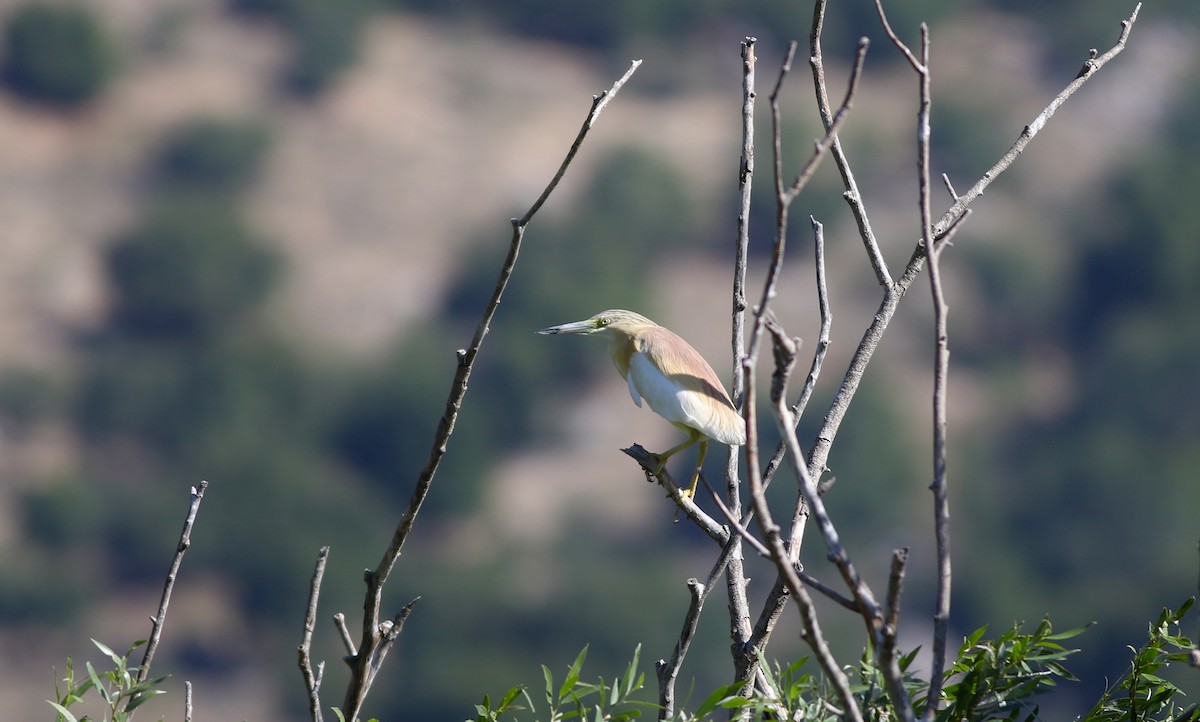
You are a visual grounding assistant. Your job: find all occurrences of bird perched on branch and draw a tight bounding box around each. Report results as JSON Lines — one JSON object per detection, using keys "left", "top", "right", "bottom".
{"left": 537, "top": 309, "right": 745, "bottom": 500}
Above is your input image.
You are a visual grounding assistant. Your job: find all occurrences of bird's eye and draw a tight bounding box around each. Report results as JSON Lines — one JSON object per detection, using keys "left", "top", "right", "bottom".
{"left": 597, "top": 318, "right": 609, "bottom": 327}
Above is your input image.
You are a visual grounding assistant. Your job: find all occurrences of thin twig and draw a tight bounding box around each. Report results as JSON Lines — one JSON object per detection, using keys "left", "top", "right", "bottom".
{"left": 184, "top": 681, "right": 192, "bottom": 722}
{"left": 132, "top": 479, "right": 207, "bottom": 718}
{"left": 338, "top": 60, "right": 642, "bottom": 722}
{"left": 922, "top": 207, "right": 970, "bottom": 719}
{"left": 810, "top": 1, "right": 891, "bottom": 287}
{"left": 621, "top": 445, "right": 729, "bottom": 544}
{"left": 933, "top": 3, "right": 1141, "bottom": 240}
{"left": 793, "top": 218, "right": 832, "bottom": 423}
{"left": 655, "top": 578, "right": 705, "bottom": 720}
{"left": 760, "top": 217, "right": 831, "bottom": 543}
{"left": 333, "top": 613, "right": 356, "bottom": 657}
{"left": 299, "top": 547, "right": 330, "bottom": 722}
{"left": 880, "top": 547, "right": 911, "bottom": 718}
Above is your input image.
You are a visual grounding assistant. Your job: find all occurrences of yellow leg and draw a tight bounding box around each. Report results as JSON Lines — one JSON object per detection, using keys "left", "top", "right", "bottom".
{"left": 651, "top": 430, "right": 706, "bottom": 502}
{"left": 652, "top": 431, "right": 701, "bottom": 475}
{"left": 681, "top": 439, "right": 708, "bottom": 501}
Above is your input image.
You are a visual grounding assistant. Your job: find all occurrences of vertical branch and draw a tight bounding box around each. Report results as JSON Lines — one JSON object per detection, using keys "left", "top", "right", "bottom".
{"left": 338, "top": 60, "right": 642, "bottom": 722}
{"left": 724, "top": 36, "right": 757, "bottom": 684}
{"left": 924, "top": 209, "right": 953, "bottom": 722}
{"left": 880, "top": 548, "right": 911, "bottom": 717}
{"left": 131, "top": 480, "right": 207, "bottom": 717}
{"left": 733, "top": 31, "right": 867, "bottom": 695}
{"left": 655, "top": 546, "right": 737, "bottom": 720}
{"left": 731, "top": 36, "right": 756, "bottom": 379}
{"left": 753, "top": 326, "right": 862, "bottom": 722}
{"left": 299, "top": 547, "right": 330, "bottom": 722}
{"left": 872, "top": 4, "right": 956, "bottom": 713}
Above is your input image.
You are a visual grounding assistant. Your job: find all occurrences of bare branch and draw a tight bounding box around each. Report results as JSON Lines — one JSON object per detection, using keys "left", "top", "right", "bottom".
{"left": 757, "top": 323, "right": 862, "bottom": 722}
{"left": 132, "top": 479, "right": 208, "bottom": 715}
{"left": 934, "top": 3, "right": 1141, "bottom": 240}
{"left": 722, "top": 39, "right": 757, "bottom": 707}
{"left": 337, "top": 60, "right": 642, "bottom": 722}
{"left": 341, "top": 597, "right": 420, "bottom": 717}
{"left": 922, "top": 204, "right": 971, "bottom": 721}
{"left": 761, "top": 217, "right": 833, "bottom": 515}
{"left": 806, "top": 2, "right": 1141, "bottom": 504}
{"left": 810, "top": 2, "right": 891, "bottom": 287}
{"left": 621, "top": 444, "right": 729, "bottom": 544}
{"left": 880, "top": 548, "right": 911, "bottom": 719}
{"left": 299, "top": 547, "right": 330, "bottom": 722}
{"left": 794, "top": 217, "right": 832, "bottom": 423}
{"left": 333, "top": 613, "right": 356, "bottom": 657}
{"left": 518, "top": 60, "right": 643, "bottom": 225}
{"left": 653, "top": 559, "right": 738, "bottom": 722}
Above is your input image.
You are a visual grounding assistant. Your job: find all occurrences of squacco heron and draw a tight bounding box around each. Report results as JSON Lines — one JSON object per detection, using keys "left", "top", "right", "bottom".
{"left": 537, "top": 309, "right": 745, "bottom": 500}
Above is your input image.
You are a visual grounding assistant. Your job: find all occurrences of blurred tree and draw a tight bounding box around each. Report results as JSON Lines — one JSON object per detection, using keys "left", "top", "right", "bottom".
{"left": 955, "top": 60, "right": 1200, "bottom": 706}
{"left": 105, "top": 198, "right": 279, "bottom": 339}
{"left": 231, "top": 0, "right": 375, "bottom": 94}
{"left": 329, "top": 146, "right": 698, "bottom": 516}
{"left": 155, "top": 118, "right": 273, "bottom": 193}
{"left": 1, "top": 2, "right": 116, "bottom": 108}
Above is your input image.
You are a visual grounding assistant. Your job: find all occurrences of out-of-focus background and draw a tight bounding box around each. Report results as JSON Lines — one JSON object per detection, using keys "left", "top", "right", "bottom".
{"left": 0, "top": 0, "right": 1196, "bottom": 719}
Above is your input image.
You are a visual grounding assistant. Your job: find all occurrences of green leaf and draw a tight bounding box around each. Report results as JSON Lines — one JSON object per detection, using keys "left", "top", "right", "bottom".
{"left": 559, "top": 647, "right": 588, "bottom": 701}
{"left": 1045, "top": 623, "right": 1093, "bottom": 642}
{"left": 694, "top": 683, "right": 742, "bottom": 718}
{"left": 498, "top": 685, "right": 524, "bottom": 710}
{"left": 47, "top": 700, "right": 79, "bottom": 722}
{"left": 126, "top": 687, "right": 167, "bottom": 712}
{"left": 85, "top": 662, "right": 110, "bottom": 704}
{"left": 542, "top": 664, "right": 555, "bottom": 704}
{"left": 91, "top": 639, "right": 121, "bottom": 665}
{"left": 622, "top": 644, "right": 641, "bottom": 696}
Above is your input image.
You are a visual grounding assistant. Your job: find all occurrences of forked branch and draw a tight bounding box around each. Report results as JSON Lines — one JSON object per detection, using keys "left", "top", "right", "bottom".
{"left": 330, "top": 60, "right": 643, "bottom": 722}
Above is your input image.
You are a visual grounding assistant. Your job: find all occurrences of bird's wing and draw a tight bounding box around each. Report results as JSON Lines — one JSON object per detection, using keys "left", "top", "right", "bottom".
{"left": 629, "top": 350, "right": 691, "bottom": 426}
{"left": 631, "top": 327, "right": 745, "bottom": 446}
{"left": 626, "top": 372, "right": 643, "bottom": 408}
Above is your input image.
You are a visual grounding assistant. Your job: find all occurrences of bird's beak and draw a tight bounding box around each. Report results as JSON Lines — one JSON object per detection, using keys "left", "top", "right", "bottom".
{"left": 536, "top": 319, "right": 595, "bottom": 335}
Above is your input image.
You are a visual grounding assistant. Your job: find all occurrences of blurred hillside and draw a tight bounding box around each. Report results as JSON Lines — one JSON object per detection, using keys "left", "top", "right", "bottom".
{"left": 0, "top": 0, "right": 1197, "bottom": 720}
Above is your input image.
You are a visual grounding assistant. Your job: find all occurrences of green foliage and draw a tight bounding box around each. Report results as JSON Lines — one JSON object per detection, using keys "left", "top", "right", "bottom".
{"left": 104, "top": 197, "right": 279, "bottom": 339}
{"left": 48, "top": 639, "right": 168, "bottom": 722}
{"left": 1, "top": 2, "right": 116, "bottom": 108}
{"left": 0, "top": 366, "right": 59, "bottom": 428}
{"left": 467, "top": 619, "right": 1164, "bottom": 722}
{"left": 155, "top": 118, "right": 272, "bottom": 193}
{"left": 695, "top": 621, "right": 1081, "bottom": 722}
{"left": 1080, "top": 598, "right": 1198, "bottom": 722}
{"left": 924, "top": 619, "right": 1084, "bottom": 721}
{"left": 77, "top": 336, "right": 312, "bottom": 460}
{"left": 472, "top": 645, "right": 653, "bottom": 722}
{"left": 696, "top": 655, "right": 842, "bottom": 721}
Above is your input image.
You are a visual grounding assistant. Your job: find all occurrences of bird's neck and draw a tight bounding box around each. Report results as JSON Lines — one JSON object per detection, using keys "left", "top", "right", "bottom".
{"left": 609, "top": 336, "right": 636, "bottom": 379}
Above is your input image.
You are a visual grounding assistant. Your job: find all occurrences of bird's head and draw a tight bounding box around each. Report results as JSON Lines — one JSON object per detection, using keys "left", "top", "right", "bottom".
{"left": 536, "top": 309, "right": 658, "bottom": 339}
